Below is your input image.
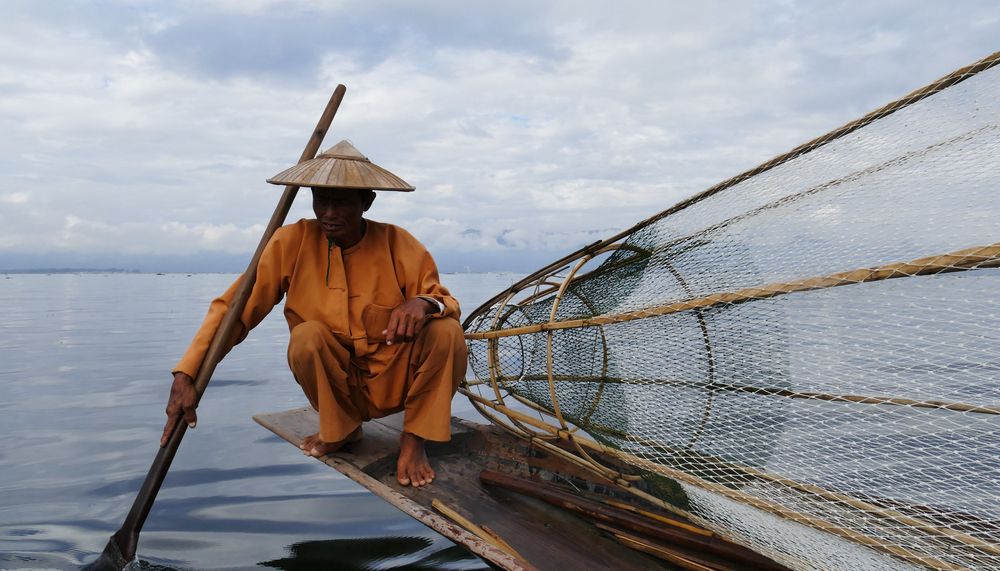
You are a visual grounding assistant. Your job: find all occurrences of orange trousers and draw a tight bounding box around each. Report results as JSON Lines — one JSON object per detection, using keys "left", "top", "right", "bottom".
{"left": 287, "top": 318, "right": 467, "bottom": 443}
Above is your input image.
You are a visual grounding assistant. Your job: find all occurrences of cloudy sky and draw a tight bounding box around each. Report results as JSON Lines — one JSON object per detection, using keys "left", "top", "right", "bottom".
{"left": 1, "top": 1, "right": 997, "bottom": 272}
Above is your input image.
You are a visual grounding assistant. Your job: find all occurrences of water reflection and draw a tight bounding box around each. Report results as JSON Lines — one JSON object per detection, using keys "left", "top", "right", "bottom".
{"left": 259, "top": 537, "right": 488, "bottom": 570}
{"left": 0, "top": 273, "right": 517, "bottom": 570}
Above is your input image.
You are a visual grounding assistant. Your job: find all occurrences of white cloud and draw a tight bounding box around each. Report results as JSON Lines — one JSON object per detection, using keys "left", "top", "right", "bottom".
{"left": 0, "top": 1, "right": 998, "bottom": 271}
{"left": 0, "top": 192, "right": 30, "bottom": 204}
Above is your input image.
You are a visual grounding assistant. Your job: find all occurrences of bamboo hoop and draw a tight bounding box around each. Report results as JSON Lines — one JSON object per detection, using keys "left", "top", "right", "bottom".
{"left": 543, "top": 244, "right": 639, "bottom": 483}
{"left": 661, "top": 261, "right": 718, "bottom": 451}
{"left": 482, "top": 288, "right": 549, "bottom": 439}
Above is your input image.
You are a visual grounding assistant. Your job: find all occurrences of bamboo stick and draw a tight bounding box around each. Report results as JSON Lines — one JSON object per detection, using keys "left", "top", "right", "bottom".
{"left": 595, "top": 523, "right": 735, "bottom": 571}
{"left": 490, "top": 373, "right": 999, "bottom": 415}
{"left": 430, "top": 499, "right": 531, "bottom": 565}
{"left": 467, "top": 242, "right": 1000, "bottom": 340}
{"left": 481, "top": 525, "right": 521, "bottom": 557}
{"left": 600, "top": 498, "right": 714, "bottom": 537}
{"left": 480, "top": 471, "right": 787, "bottom": 570}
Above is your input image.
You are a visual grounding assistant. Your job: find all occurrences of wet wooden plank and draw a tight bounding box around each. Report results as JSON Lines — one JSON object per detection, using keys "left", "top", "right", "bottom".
{"left": 253, "top": 408, "right": 671, "bottom": 571}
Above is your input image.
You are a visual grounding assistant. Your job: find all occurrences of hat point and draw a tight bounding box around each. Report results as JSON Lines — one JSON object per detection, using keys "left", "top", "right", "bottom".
{"left": 320, "top": 140, "right": 367, "bottom": 160}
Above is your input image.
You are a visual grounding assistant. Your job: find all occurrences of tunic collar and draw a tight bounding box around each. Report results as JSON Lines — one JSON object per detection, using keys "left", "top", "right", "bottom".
{"left": 340, "top": 218, "right": 369, "bottom": 256}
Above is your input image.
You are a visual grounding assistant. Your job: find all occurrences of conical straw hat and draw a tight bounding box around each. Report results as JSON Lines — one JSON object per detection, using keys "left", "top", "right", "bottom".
{"left": 266, "top": 140, "right": 415, "bottom": 191}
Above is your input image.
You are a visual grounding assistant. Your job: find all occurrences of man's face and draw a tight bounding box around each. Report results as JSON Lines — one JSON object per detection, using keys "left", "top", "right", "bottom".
{"left": 312, "top": 188, "right": 367, "bottom": 246}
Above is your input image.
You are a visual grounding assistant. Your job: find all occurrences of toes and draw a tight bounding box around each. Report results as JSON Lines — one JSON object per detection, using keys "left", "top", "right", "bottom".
{"left": 397, "top": 462, "right": 418, "bottom": 487}
{"left": 300, "top": 434, "right": 319, "bottom": 450}
{"left": 404, "top": 463, "right": 434, "bottom": 487}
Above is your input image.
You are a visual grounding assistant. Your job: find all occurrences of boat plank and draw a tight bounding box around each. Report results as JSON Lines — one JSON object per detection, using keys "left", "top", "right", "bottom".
{"left": 253, "top": 408, "right": 672, "bottom": 571}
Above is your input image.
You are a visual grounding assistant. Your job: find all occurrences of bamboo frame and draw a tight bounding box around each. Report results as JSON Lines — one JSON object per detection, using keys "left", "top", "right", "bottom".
{"left": 543, "top": 245, "right": 643, "bottom": 481}
{"left": 481, "top": 288, "right": 546, "bottom": 439}
{"left": 469, "top": 386, "right": 1000, "bottom": 560}
{"left": 640, "top": 123, "right": 997, "bottom": 268}
{"left": 460, "top": 50, "right": 1000, "bottom": 571}
{"left": 468, "top": 241, "right": 1000, "bottom": 340}
{"left": 610, "top": 434, "right": 1000, "bottom": 559}
{"left": 462, "top": 389, "right": 984, "bottom": 571}
{"left": 464, "top": 242, "right": 1000, "bottom": 569}
{"left": 490, "top": 373, "right": 999, "bottom": 415}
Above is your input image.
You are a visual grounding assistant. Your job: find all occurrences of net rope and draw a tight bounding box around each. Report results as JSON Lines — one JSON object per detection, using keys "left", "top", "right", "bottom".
{"left": 463, "top": 51, "right": 1000, "bottom": 571}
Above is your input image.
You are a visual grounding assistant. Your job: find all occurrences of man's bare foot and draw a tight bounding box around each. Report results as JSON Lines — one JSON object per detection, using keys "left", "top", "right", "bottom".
{"left": 299, "top": 426, "right": 363, "bottom": 457}
{"left": 397, "top": 432, "right": 435, "bottom": 487}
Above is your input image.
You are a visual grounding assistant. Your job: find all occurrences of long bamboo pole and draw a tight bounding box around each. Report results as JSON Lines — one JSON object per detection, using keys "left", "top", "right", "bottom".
{"left": 492, "top": 373, "right": 999, "bottom": 415}
{"left": 467, "top": 242, "right": 1000, "bottom": 340}
{"left": 599, "top": 525, "right": 731, "bottom": 571}
{"left": 84, "top": 85, "right": 347, "bottom": 571}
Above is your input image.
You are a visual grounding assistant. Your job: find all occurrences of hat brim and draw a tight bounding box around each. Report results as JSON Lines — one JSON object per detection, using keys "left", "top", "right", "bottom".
{"left": 267, "top": 155, "right": 415, "bottom": 191}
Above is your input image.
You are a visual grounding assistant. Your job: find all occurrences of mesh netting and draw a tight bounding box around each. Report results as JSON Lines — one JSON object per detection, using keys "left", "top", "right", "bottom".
{"left": 463, "top": 52, "right": 1000, "bottom": 571}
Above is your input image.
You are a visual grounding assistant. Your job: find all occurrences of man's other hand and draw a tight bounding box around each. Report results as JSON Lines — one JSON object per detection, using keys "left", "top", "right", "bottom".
{"left": 384, "top": 298, "right": 436, "bottom": 345}
{"left": 161, "top": 372, "right": 198, "bottom": 447}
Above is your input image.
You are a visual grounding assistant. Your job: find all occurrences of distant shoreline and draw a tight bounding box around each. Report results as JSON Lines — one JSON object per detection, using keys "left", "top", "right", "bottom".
{"left": 0, "top": 268, "right": 140, "bottom": 274}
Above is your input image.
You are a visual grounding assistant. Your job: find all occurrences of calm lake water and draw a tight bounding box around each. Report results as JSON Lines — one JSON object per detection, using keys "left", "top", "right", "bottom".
{"left": 0, "top": 272, "right": 517, "bottom": 570}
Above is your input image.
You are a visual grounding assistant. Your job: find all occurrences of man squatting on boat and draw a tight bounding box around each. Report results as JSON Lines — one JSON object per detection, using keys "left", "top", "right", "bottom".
{"left": 160, "top": 141, "right": 467, "bottom": 488}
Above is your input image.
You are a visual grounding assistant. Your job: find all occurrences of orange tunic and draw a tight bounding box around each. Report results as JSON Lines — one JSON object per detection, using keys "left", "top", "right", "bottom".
{"left": 174, "top": 218, "right": 461, "bottom": 383}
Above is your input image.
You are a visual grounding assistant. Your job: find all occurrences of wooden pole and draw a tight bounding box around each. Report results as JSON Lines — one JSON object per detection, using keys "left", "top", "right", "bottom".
{"left": 84, "top": 85, "right": 347, "bottom": 571}
{"left": 492, "top": 373, "right": 998, "bottom": 415}
{"left": 430, "top": 499, "right": 532, "bottom": 565}
{"left": 479, "top": 471, "right": 788, "bottom": 570}
{"left": 467, "top": 241, "right": 1000, "bottom": 340}
{"left": 595, "top": 523, "right": 736, "bottom": 571}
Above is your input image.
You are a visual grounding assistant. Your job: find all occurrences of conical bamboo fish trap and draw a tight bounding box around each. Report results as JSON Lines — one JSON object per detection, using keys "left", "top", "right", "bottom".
{"left": 463, "top": 51, "right": 1000, "bottom": 571}
{"left": 267, "top": 140, "right": 415, "bottom": 191}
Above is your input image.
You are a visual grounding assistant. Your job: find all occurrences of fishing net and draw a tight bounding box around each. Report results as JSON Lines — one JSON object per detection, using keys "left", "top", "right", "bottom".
{"left": 463, "top": 52, "right": 1000, "bottom": 571}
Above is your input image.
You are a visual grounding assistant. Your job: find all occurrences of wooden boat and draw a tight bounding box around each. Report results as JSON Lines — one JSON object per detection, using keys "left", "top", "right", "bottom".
{"left": 254, "top": 407, "right": 787, "bottom": 571}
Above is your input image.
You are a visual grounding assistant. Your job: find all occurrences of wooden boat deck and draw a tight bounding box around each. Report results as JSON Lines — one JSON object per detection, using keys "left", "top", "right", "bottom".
{"left": 253, "top": 407, "right": 675, "bottom": 570}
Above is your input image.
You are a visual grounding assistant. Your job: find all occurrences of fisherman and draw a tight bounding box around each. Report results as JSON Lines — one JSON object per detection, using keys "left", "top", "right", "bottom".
{"left": 160, "top": 141, "right": 467, "bottom": 488}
